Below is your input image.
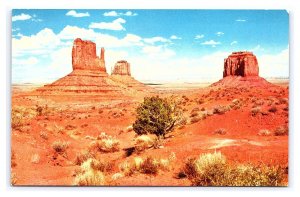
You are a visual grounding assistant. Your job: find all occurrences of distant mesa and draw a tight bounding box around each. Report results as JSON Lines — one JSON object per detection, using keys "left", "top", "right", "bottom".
{"left": 37, "top": 38, "right": 151, "bottom": 97}
{"left": 223, "top": 51, "right": 259, "bottom": 78}
{"left": 110, "top": 60, "right": 151, "bottom": 91}
{"left": 212, "top": 51, "right": 273, "bottom": 88}
{"left": 112, "top": 60, "right": 131, "bottom": 76}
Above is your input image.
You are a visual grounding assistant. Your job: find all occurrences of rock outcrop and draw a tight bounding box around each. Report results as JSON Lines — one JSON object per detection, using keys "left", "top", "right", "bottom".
{"left": 211, "top": 51, "right": 274, "bottom": 88}
{"left": 112, "top": 60, "right": 131, "bottom": 76}
{"left": 72, "top": 38, "right": 106, "bottom": 73}
{"left": 223, "top": 51, "right": 259, "bottom": 77}
{"left": 110, "top": 60, "right": 152, "bottom": 91}
{"left": 37, "top": 38, "right": 152, "bottom": 98}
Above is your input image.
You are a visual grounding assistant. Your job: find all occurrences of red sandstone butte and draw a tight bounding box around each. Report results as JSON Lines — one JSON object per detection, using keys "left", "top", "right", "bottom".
{"left": 72, "top": 38, "right": 106, "bottom": 72}
{"left": 112, "top": 60, "right": 131, "bottom": 76}
{"left": 223, "top": 51, "right": 259, "bottom": 77}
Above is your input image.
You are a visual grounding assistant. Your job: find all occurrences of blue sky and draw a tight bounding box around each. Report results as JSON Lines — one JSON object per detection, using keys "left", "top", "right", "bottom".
{"left": 12, "top": 9, "right": 289, "bottom": 83}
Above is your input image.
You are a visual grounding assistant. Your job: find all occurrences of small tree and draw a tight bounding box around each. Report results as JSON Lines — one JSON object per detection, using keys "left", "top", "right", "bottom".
{"left": 133, "top": 96, "right": 182, "bottom": 139}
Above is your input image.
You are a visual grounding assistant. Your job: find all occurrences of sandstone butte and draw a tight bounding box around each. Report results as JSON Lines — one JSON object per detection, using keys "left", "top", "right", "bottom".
{"left": 212, "top": 51, "right": 273, "bottom": 88}
{"left": 37, "top": 38, "right": 150, "bottom": 97}
{"left": 110, "top": 60, "right": 151, "bottom": 91}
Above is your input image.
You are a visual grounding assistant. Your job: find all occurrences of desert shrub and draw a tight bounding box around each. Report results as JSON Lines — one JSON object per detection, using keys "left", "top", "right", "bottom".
{"left": 190, "top": 116, "right": 201, "bottom": 124}
{"left": 140, "top": 157, "right": 159, "bottom": 175}
{"left": 97, "top": 137, "right": 120, "bottom": 153}
{"left": 134, "top": 135, "right": 154, "bottom": 152}
{"left": 274, "top": 126, "right": 288, "bottom": 136}
{"left": 133, "top": 96, "right": 182, "bottom": 138}
{"left": 74, "top": 158, "right": 106, "bottom": 186}
{"left": 213, "top": 128, "right": 227, "bottom": 135}
{"left": 11, "top": 150, "right": 17, "bottom": 168}
{"left": 119, "top": 155, "right": 173, "bottom": 176}
{"left": 30, "top": 153, "right": 40, "bottom": 164}
{"left": 251, "top": 107, "right": 261, "bottom": 116}
{"left": 190, "top": 111, "right": 199, "bottom": 118}
{"left": 279, "top": 98, "right": 288, "bottom": 105}
{"left": 52, "top": 140, "right": 69, "bottom": 153}
{"left": 258, "top": 129, "right": 271, "bottom": 136}
{"left": 182, "top": 152, "right": 285, "bottom": 186}
{"left": 111, "top": 173, "right": 124, "bottom": 181}
{"left": 152, "top": 137, "right": 164, "bottom": 149}
{"left": 11, "top": 173, "right": 17, "bottom": 185}
{"left": 75, "top": 150, "right": 95, "bottom": 165}
{"left": 40, "top": 131, "right": 48, "bottom": 140}
{"left": 213, "top": 105, "right": 230, "bottom": 115}
{"left": 268, "top": 106, "right": 278, "bottom": 113}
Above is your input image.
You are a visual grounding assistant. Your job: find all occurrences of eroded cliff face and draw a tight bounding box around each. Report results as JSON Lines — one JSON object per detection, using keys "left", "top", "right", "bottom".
{"left": 72, "top": 38, "right": 106, "bottom": 72}
{"left": 112, "top": 60, "right": 131, "bottom": 76}
{"left": 223, "top": 51, "right": 259, "bottom": 77}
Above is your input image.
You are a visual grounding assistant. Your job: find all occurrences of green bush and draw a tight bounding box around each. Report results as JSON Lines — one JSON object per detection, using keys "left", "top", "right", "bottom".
{"left": 133, "top": 96, "right": 182, "bottom": 138}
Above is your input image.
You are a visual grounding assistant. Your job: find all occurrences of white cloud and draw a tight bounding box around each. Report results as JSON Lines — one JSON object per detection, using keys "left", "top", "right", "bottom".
{"left": 216, "top": 32, "right": 224, "bottom": 36}
{"left": 123, "top": 34, "right": 142, "bottom": 44}
{"left": 12, "top": 13, "right": 32, "bottom": 22}
{"left": 230, "top": 41, "right": 238, "bottom": 45}
{"left": 170, "top": 35, "right": 181, "bottom": 40}
{"left": 258, "top": 48, "right": 289, "bottom": 78}
{"left": 201, "top": 40, "right": 221, "bottom": 47}
{"left": 236, "top": 19, "right": 246, "bottom": 22}
{"left": 103, "top": 11, "right": 118, "bottom": 17}
{"left": 89, "top": 18, "right": 126, "bottom": 31}
{"left": 123, "top": 11, "right": 138, "bottom": 16}
{"left": 103, "top": 11, "right": 137, "bottom": 17}
{"left": 13, "top": 57, "right": 39, "bottom": 66}
{"left": 66, "top": 10, "right": 90, "bottom": 17}
{"left": 195, "top": 34, "right": 204, "bottom": 39}
{"left": 144, "top": 36, "right": 170, "bottom": 44}
{"left": 142, "top": 45, "right": 175, "bottom": 59}
{"left": 12, "top": 28, "right": 61, "bottom": 56}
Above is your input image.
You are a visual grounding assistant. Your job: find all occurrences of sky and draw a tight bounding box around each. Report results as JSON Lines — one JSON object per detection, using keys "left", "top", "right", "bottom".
{"left": 12, "top": 9, "right": 289, "bottom": 83}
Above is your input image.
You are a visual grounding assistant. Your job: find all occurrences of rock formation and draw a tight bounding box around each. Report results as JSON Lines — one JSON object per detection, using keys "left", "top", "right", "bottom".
{"left": 223, "top": 51, "right": 259, "bottom": 77}
{"left": 112, "top": 60, "right": 131, "bottom": 76}
{"left": 110, "top": 60, "right": 152, "bottom": 91}
{"left": 37, "top": 38, "right": 152, "bottom": 97}
{"left": 211, "top": 51, "right": 273, "bottom": 88}
{"left": 72, "top": 38, "right": 106, "bottom": 73}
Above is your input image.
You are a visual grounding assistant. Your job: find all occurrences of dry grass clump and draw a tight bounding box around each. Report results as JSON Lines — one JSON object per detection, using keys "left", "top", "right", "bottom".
{"left": 11, "top": 150, "right": 17, "bottom": 168}
{"left": 97, "top": 138, "right": 120, "bottom": 153}
{"left": 268, "top": 106, "right": 278, "bottom": 113}
{"left": 74, "top": 158, "right": 106, "bottom": 186}
{"left": 258, "top": 129, "right": 272, "bottom": 136}
{"left": 52, "top": 140, "right": 69, "bottom": 153}
{"left": 251, "top": 107, "right": 261, "bottom": 116}
{"left": 119, "top": 154, "right": 175, "bottom": 176}
{"left": 11, "top": 173, "right": 17, "bottom": 185}
{"left": 213, "top": 128, "right": 227, "bottom": 135}
{"left": 134, "top": 135, "right": 154, "bottom": 152}
{"left": 40, "top": 131, "right": 48, "bottom": 140}
{"left": 190, "top": 116, "right": 201, "bottom": 124}
{"left": 213, "top": 105, "right": 231, "bottom": 115}
{"left": 75, "top": 150, "right": 95, "bottom": 165}
{"left": 90, "top": 133, "right": 120, "bottom": 153}
{"left": 274, "top": 126, "right": 288, "bottom": 136}
{"left": 30, "top": 153, "right": 40, "bottom": 164}
{"left": 182, "top": 152, "right": 285, "bottom": 186}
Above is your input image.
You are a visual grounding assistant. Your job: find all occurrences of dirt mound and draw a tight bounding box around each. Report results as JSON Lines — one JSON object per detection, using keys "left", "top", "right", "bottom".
{"left": 211, "top": 76, "right": 275, "bottom": 88}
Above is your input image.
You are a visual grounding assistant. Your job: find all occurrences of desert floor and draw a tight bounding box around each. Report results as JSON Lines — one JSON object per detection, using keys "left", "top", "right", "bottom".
{"left": 11, "top": 80, "right": 289, "bottom": 186}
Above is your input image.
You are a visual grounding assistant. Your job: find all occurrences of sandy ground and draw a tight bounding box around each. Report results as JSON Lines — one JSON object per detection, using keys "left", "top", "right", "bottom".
{"left": 10, "top": 80, "right": 289, "bottom": 186}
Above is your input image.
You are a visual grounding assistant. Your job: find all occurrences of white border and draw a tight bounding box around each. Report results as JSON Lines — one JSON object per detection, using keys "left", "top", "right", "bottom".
{"left": 1, "top": 0, "right": 299, "bottom": 196}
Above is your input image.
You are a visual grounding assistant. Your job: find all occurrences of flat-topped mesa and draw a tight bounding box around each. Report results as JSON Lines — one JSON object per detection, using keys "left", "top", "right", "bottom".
{"left": 72, "top": 38, "right": 106, "bottom": 72}
{"left": 223, "top": 51, "right": 259, "bottom": 77}
{"left": 112, "top": 60, "right": 131, "bottom": 76}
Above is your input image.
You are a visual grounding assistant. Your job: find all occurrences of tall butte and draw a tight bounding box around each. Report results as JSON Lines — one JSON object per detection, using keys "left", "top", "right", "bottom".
{"left": 37, "top": 38, "right": 129, "bottom": 98}
{"left": 212, "top": 51, "right": 272, "bottom": 87}
{"left": 110, "top": 60, "right": 152, "bottom": 91}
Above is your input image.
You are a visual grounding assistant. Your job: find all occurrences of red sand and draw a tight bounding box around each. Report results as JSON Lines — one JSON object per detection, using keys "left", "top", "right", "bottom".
{"left": 11, "top": 80, "right": 289, "bottom": 186}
